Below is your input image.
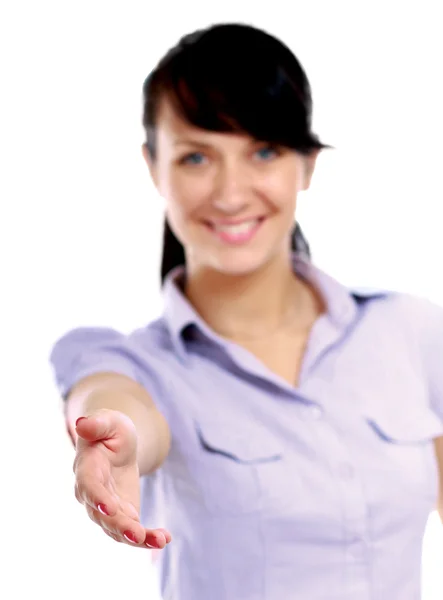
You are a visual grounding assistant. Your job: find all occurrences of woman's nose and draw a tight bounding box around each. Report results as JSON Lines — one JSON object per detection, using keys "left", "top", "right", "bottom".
{"left": 212, "top": 194, "right": 249, "bottom": 214}
{"left": 211, "top": 162, "right": 251, "bottom": 214}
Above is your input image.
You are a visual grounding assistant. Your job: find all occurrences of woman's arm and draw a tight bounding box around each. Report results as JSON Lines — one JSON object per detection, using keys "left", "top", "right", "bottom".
{"left": 65, "top": 372, "right": 171, "bottom": 476}
{"left": 434, "top": 437, "right": 443, "bottom": 522}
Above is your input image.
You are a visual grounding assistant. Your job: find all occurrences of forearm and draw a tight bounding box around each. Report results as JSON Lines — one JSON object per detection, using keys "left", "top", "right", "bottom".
{"left": 65, "top": 373, "right": 170, "bottom": 475}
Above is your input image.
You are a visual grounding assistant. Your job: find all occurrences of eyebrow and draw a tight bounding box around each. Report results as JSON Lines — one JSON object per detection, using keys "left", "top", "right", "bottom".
{"left": 173, "top": 139, "right": 212, "bottom": 149}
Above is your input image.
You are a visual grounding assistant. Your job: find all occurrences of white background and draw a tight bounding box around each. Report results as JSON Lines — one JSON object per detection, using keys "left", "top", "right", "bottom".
{"left": 1, "top": 1, "right": 443, "bottom": 598}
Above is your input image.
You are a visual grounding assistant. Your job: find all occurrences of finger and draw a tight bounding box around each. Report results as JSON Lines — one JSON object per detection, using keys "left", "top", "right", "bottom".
{"left": 75, "top": 413, "right": 136, "bottom": 457}
{"left": 103, "top": 529, "right": 121, "bottom": 543}
{"left": 85, "top": 504, "right": 103, "bottom": 526}
{"left": 118, "top": 498, "right": 140, "bottom": 521}
{"left": 75, "top": 415, "right": 115, "bottom": 444}
{"left": 84, "top": 505, "right": 149, "bottom": 547}
{"left": 74, "top": 482, "right": 81, "bottom": 504}
{"left": 143, "top": 528, "right": 172, "bottom": 549}
{"left": 104, "top": 527, "right": 154, "bottom": 550}
{"left": 75, "top": 475, "right": 118, "bottom": 517}
{"left": 157, "top": 528, "right": 172, "bottom": 544}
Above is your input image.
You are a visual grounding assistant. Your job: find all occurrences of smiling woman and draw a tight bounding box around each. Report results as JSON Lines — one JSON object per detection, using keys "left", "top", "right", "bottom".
{"left": 142, "top": 96, "right": 318, "bottom": 278}
{"left": 141, "top": 23, "right": 326, "bottom": 282}
{"left": 49, "top": 21, "right": 443, "bottom": 600}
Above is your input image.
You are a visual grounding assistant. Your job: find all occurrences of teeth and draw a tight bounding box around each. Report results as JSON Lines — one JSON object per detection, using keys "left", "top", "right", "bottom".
{"left": 214, "top": 219, "right": 259, "bottom": 235}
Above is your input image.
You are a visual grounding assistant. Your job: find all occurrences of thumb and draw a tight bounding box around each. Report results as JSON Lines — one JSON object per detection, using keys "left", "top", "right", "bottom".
{"left": 75, "top": 413, "right": 118, "bottom": 443}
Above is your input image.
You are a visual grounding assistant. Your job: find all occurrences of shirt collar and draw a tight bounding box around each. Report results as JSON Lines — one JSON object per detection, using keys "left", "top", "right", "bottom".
{"left": 162, "top": 255, "right": 389, "bottom": 360}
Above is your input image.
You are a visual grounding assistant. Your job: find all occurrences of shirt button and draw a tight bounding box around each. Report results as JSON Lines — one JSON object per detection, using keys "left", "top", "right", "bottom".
{"left": 309, "top": 406, "right": 323, "bottom": 420}
{"left": 338, "top": 463, "right": 355, "bottom": 480}
{"left": 347, "top": 538, "right": 367, "bottom": 560}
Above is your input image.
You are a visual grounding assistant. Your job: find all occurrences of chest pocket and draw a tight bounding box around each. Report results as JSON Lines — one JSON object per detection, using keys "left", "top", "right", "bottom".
{"left": 192, "top": 419, "right": 285, "bottom": 516}
{"left": 364, "top": 403, "right": 443, "bottom": 503}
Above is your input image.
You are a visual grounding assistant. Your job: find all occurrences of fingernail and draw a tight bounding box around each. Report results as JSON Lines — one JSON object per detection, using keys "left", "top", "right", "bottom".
{"left": 123, "top": 531, "right": 138, "bottom": 544}
{"left": 75, "top": 417, "right": 87, "bottom": 427}
{"left": 145, "top": 542, "right": 155, "bottom": 548}
{"left": 97, "top": 503, "right": 109, "bottom": 516}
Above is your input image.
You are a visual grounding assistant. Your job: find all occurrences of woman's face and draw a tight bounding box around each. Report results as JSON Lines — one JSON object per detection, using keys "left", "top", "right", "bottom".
{"left": 143, "top": 99, "right": 318, "bottom": 276}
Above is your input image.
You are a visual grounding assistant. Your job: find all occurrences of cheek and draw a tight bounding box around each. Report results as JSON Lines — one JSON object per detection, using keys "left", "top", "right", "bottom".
{"left": 162, "top": 170, "right": 210, "bottom": 226}
{"left": 262, "top": 170, "right": 300, "bottom": 212}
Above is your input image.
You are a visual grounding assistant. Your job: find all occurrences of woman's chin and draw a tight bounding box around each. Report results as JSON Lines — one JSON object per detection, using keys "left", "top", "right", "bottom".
{"left": 209, "top": 253, "right": 271, "bottom": 277}
{"left": 189, "top": 239, "right": 289, "bottom": 278}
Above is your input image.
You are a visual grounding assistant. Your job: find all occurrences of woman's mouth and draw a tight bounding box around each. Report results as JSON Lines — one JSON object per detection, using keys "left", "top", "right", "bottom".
{"left": 204, "top": 217, "right": 265, "bottom": 244}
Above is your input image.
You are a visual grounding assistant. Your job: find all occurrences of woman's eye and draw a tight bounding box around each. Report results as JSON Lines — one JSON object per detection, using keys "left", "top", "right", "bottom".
{"left": 255, "top": 146, "right": 279, "bottom": 161}
{"left": 180, "top": 152, "right": 207, "bottom": 166}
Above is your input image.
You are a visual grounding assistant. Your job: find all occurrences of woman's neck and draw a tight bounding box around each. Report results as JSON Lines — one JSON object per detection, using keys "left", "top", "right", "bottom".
{"left": 184, "top": 252, "right": 319, "bottom": 341}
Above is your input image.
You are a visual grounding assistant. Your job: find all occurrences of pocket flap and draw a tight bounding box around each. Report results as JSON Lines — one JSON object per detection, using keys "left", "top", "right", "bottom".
{"left": 365, "top": 406, "right": 443, "bottom": 444}
{"left": 196, "top": 419, "right": 283, "bottom": 463}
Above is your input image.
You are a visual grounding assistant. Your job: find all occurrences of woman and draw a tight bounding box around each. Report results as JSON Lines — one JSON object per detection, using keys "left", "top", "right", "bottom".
{"left": 50, "top": 22, "right": 443, "bottom": 600}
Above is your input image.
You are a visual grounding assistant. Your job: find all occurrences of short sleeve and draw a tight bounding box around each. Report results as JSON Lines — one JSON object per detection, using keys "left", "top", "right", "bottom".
{"left": 49, "top": 327, "right": 144, "bottom": 399}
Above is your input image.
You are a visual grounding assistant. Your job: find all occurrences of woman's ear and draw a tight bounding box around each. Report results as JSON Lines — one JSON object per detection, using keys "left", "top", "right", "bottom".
{"left": 301, "top": 149, "right": 320, "bottom": 191}
{"left": 141, "top": 143, "right": 158, "bottom": 187}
